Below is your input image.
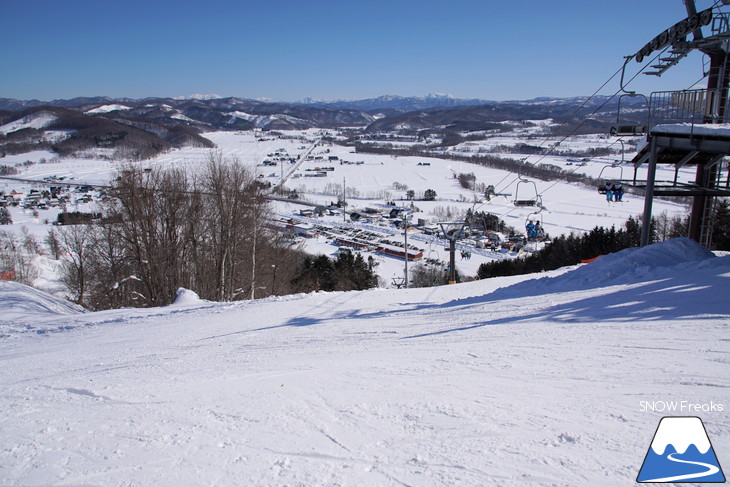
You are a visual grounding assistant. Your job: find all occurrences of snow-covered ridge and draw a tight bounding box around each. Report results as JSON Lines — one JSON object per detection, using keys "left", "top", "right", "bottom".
{"left": 228, "top": 111, "right": 307, "bottom": 128}
{"left": 170, "top": 112, "right": 197, "bottom": 123}
{"left": 84, "top": 104, "right": 132, "bottom": 114}
{"left": 0, "top": 112, "right": 57, "bottom": 135}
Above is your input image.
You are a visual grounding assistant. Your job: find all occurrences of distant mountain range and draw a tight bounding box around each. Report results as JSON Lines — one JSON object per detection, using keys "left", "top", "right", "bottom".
{"left": 0, "top": 97, "right": 376, "bottom": 160}
{"left": 0, "top": 95, "right": 648, "bottom": 161}
{"left": 298, "top": 93, "right": 492, "bottom": 112}
{"left": 0, "top": 96, "right": 375, "bottom": 131}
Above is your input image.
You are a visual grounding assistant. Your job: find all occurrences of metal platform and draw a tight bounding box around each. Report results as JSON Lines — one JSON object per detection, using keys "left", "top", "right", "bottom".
{"left": 614, "top": 179, "right": 730, "bottom": 197}
{"left": 630, "top": 123, "right": 730, "bottom": 247}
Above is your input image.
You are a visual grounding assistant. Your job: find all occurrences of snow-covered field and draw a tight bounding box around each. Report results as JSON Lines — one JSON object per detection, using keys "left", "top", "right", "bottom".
{"left": 0, "top": 129, "right": 688, "bottom": 288}
{"left": 0, "top": 238, "right": 727, "bottom": 486}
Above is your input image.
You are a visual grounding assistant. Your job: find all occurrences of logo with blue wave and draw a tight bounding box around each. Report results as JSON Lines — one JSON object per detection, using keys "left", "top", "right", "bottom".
{"left": 637, "top": 416, "right": 725, "bottom": 483}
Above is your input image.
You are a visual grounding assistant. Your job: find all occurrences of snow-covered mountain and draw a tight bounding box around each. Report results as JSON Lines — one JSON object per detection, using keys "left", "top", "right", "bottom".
{"left": 299, "top": 93, "right": 494, "bottom": 112}
{"left": 173, "top": 94, "right": 224, "bottom": 101}
{"left": 0, "top": 238, "right": 728, "bottom": 486}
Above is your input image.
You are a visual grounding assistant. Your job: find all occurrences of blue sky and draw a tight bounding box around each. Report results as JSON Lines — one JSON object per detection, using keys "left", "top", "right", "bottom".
{"left": 2, "top": 0, "right": 721, "bottom": 102}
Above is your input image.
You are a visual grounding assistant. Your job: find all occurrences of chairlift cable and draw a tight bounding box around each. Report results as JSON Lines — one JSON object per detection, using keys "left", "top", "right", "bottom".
{"left": 490, "top": 48, "right": 667, "bottom": 199}
{"left": 458, "top": 49, "right": 667, "bottom": 227}
{"left": 514, "top": 132, "right": 637, "bottom": 202}
{"left": 488, "top": 62, "right": 627, "bottom": 191}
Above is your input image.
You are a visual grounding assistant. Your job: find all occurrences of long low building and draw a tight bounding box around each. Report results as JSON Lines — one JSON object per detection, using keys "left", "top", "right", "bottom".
{"left": 376, "top": 243, "right": 423, "bottom": 261}
{"left": 335, "top": 236, "right": 372, "bottom": 250}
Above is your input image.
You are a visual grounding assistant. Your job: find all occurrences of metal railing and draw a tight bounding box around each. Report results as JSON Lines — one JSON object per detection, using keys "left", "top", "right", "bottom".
{"left": 649, "top": 88, "right": 727, "bottom": 127}
{"left": 709, "top": 11, "right": 730, "bottom": 39}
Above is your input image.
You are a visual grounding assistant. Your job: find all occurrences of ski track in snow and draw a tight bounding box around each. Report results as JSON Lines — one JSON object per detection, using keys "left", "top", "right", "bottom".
{"left": 0, "top": 239, "right": 728, "bottom": 486}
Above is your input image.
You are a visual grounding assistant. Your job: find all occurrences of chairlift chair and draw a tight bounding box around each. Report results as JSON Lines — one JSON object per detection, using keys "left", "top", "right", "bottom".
{"left": 513, "top": 178, "right": 543, "bottom": 207}
{"left": 597, "top": 140, "right": 626, "bottom": 194}
{"left": 609, "top": 62, "right": 649, "bottom": 137}
{"left": 426, "top": 243, "right": 440, "bottom": 265}
{"left": 610, "top": 125, "right": 647, "bottom": 137}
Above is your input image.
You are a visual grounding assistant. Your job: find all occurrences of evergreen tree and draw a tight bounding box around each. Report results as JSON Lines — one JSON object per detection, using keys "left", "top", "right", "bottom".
{"left": 624, "top": 216, "right": 642, "bottom": 247}
{"left": 291, "top": 252, "right": 378, "bottom": 293}
{"left": 713, "top": 199, "right": 730, "bottom": 250}
{"left": 0, "top": 207, "right": 11, "bottom": 225}
{"left": 667, "top": 214, "right": 689, "bottom": 239}
{"left": 333, "top": 252, "right": 378, "bottom": 290}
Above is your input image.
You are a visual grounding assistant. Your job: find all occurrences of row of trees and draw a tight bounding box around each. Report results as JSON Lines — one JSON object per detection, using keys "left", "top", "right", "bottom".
{"left": 354, "top": 142, "right": 605, "bottom": 188}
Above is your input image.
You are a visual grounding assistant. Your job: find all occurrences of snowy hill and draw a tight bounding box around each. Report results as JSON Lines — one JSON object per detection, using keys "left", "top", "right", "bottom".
{"left": 1, "top": 238, "right": 727, "bottom": 486}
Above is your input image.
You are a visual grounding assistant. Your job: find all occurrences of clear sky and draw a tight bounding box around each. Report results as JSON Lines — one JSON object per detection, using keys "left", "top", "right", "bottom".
{"left": 2, "top": 0, "right": 722, "bottom": 102}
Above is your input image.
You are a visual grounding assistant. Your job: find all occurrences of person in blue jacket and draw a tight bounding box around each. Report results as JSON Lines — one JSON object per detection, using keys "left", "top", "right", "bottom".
{"left": 526, "top": 220, "right": 536, "bottom": 238}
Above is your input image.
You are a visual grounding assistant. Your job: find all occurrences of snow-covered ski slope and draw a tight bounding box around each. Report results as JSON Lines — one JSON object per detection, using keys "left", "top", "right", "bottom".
{"left": 1, "top": 238, "right": 728, "bottom": 486}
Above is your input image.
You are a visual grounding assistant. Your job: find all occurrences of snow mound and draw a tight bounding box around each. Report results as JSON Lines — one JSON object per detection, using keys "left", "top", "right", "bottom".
{"left": 170, "top": 288, "right": 205, "bottom": 307}
{"left": 493, "top": 238, "right": 718, "bottom": 297}
{"left": 580, "top": 237, "right": 714, "bottom": 279}
{"left": 0, "top": 281, "right": 85, "bottom": 336}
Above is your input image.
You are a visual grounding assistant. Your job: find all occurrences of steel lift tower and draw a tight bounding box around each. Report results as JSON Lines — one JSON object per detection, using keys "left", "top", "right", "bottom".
{"left": 622, "top": 1, "right": 730, "bottom": 247}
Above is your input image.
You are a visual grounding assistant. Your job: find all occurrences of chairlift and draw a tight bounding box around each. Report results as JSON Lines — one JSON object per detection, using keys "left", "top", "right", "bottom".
{"left": 426, "top": 243, "right": 440, "bottom": 265}
{"left": 513, "top": 177, "right": 543, "bottom": 207}
{"left": 391, "top": 276, "right": 406, "bottom": 289}
{"left": 609, "top": 59, "right": 649, "bottom": 137}
{"left": 610, "top": 124, "right": 647, "bottom": 137}
{"left": 597, "top": 140, "right": 626, "bottom": 193}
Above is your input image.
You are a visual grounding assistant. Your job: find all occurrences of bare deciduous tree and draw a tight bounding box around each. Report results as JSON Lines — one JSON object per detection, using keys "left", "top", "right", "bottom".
{"left": 0, "top": 231, "right": 40, "bottom": 285}
{"left": 57, "top": 225, "right": 93, "bottom": 304}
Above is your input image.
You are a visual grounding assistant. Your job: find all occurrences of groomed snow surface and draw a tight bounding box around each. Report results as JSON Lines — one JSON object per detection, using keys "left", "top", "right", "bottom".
{"left": 1, "top": 238, "right": 728, "bottom": 486}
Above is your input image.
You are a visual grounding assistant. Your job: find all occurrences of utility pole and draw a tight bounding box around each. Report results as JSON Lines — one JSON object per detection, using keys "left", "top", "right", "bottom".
{"left": 271, "top": 264, "right": 277, "bottom": 295}
{"left": 343, "top": 177, "right": 347, "bottom": 223}
{"left": 403, "top": 214, "right": 409, "bottom": 288}
{"left": 250, "top": 190, "right": 258, "bottom": 300}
